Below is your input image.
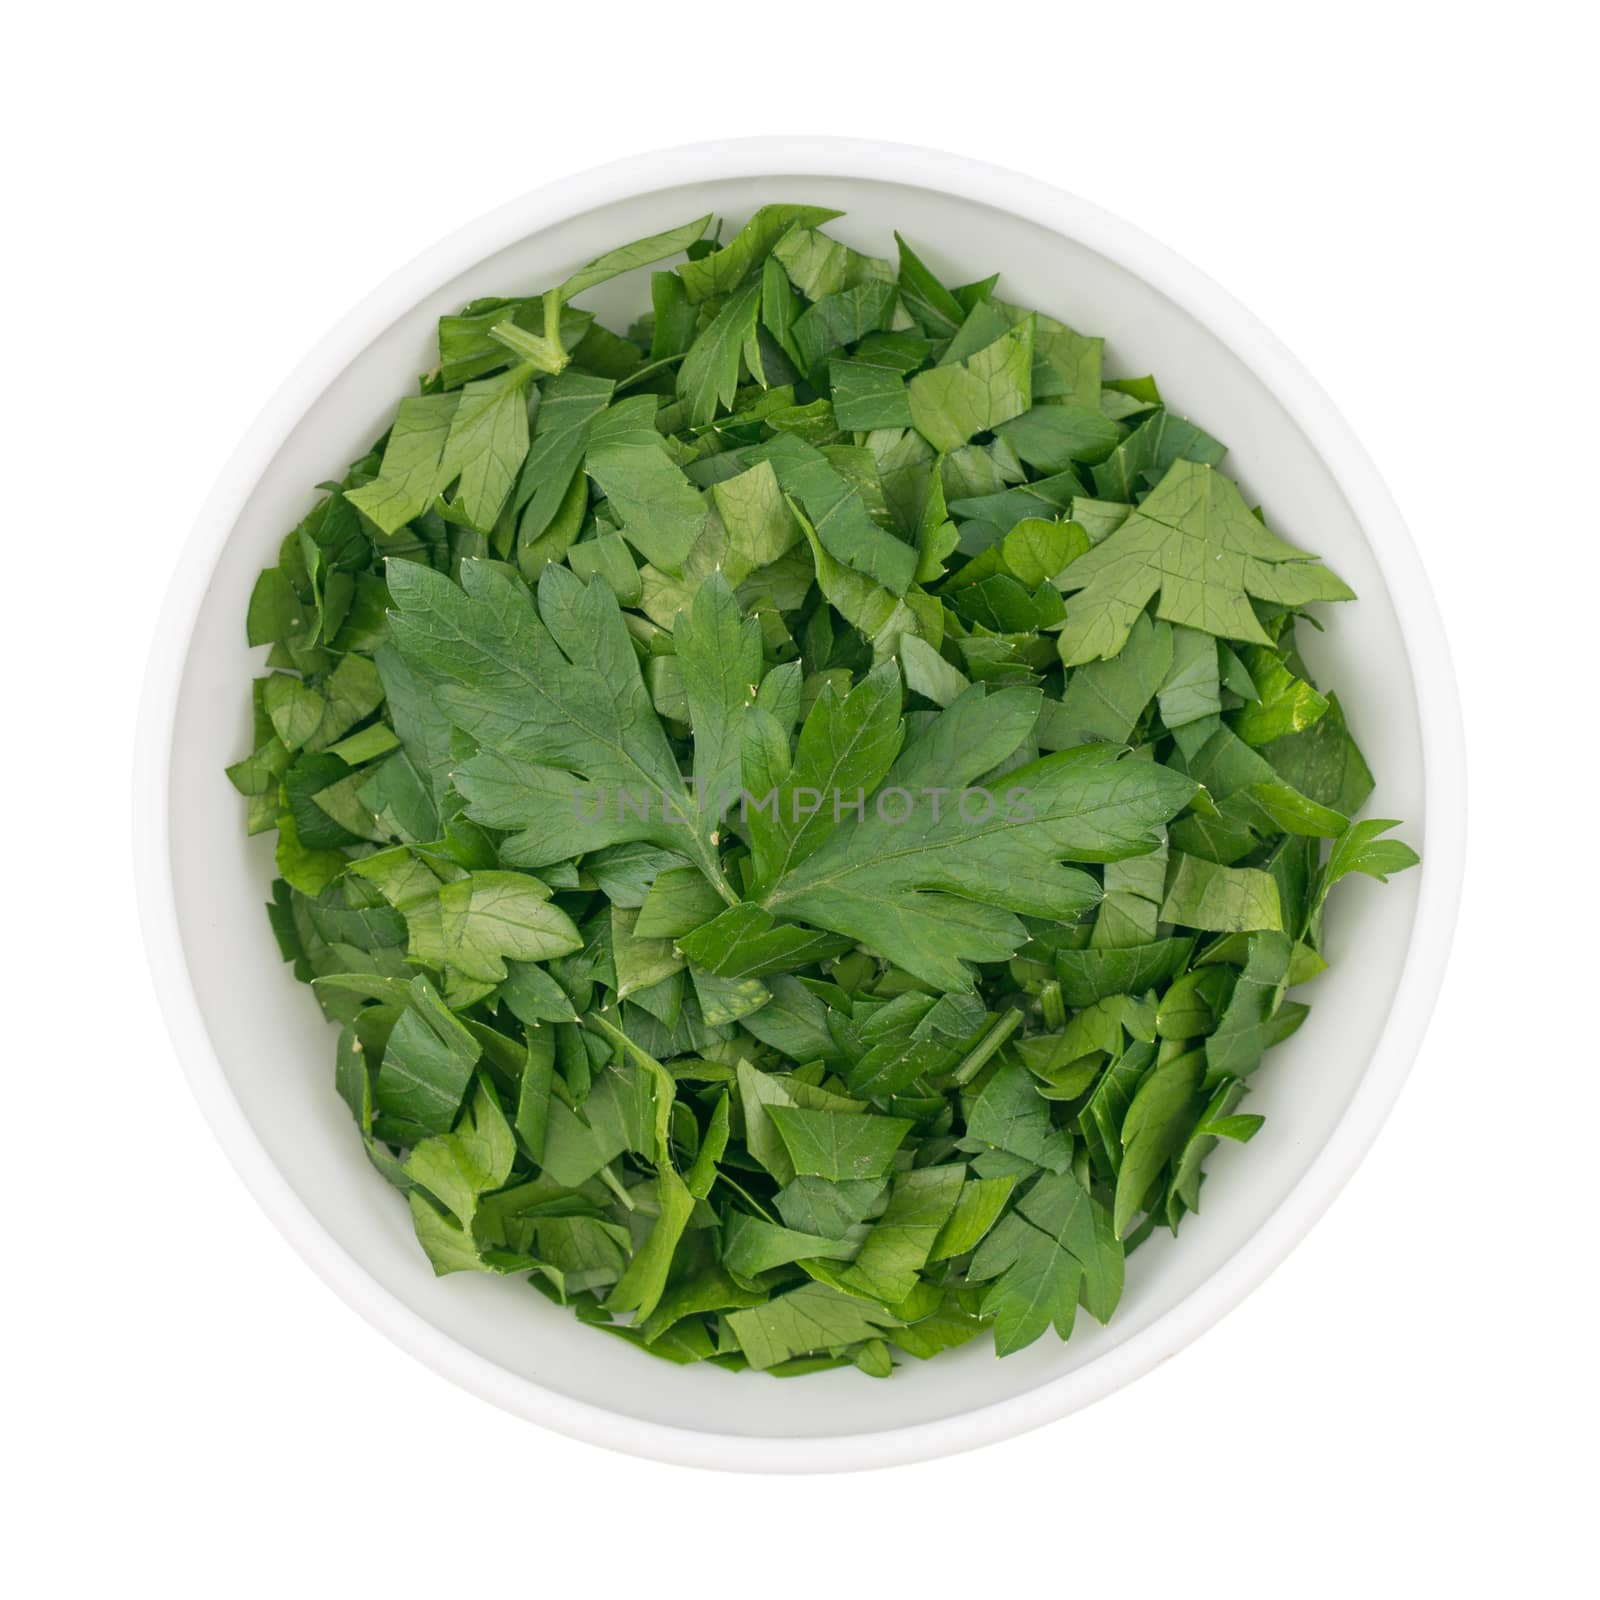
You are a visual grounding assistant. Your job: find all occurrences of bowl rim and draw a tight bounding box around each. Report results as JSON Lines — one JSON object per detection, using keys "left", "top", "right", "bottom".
{"left": 134, "top": 135, "right": 1466, "bottom": 1473}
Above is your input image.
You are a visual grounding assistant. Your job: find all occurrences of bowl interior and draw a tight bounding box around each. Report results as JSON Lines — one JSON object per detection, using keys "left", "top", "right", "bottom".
{"left": 166, "top": 172, "right": 1424, "bottom": 1443}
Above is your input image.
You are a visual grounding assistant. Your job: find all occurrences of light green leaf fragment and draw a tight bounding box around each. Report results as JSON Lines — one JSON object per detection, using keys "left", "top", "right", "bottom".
{"left": 800, "top": 515, "right": 925, "bottom": 663}
{"left": 273, "top": 809, "right": 345, "bottom": 896}
{"left": 837, "top": 1165, "right": 965, "bottom": 1304}
{"left": 678, "top": 279, "right": 762, "bottom": 427}
{"left": 774, "top": 224, "right": 893, "bottom": 300}
{"left": 1003, "top": 516, "right": 1089, "bottom": 588}
{"left": 1231, "top": 644, "right": 1331, "bottom": 745}
{"left": 556, "top": 214, "right": 712, "bottom": 303}
{"left": 436, "top": 366, "right": 534, "bottom": 532}
{"left": 907, "top": 317, "right": 1034, "bottom": 452}
{"left": 404, "top": 1079, "right": 516, "bottom": 1230}
{"left": 1059, "top": 460, "right": 1355, "bottom": 665}
{"left": 723, "top": 1211, "right": 860, "bottom": 1276}
{"left": 585, "top": 424, "right": 708, "bottom": 573}
{"left": 1157, "top": 626, "right": 1223, "bottom": 729}
{"left": 1311, "top": 817, "right": 1420, "bottom": 917}
{"left": 1114, "top": 1049, "right": 1204, "bottom": 1237}
{"left": 727, "top": 1280, "right": 902, "bottom": 1370}
{"left": 767, "top": 1106, "right": 913, "bottom": 1182}
{"left": 898, "top": 633, "right": 969, "bottom": 707}
{"left": 675, "top": 573, "right": 762, "bottom": 839}
{"left": 610, "top": 904, "right": 685, "bottom": 998}
{"left": 376, "top": 977, "right": 482, "bottom": 1136}
{"left": 1160, "top": 853, "right": 1283, "bottom": 933}
{"left": 346, "top": 394, "right": 460, "bottom": 536}
{"left": 680, "top": 205, "right": 845, "bottom": 303}
{"left": 929, "top": 1176, "right": 1016, "bottom": 1261}
{"left": 606, "top": 1167, "right": 695, "bottom": 1321}
{"left": 709, "top": 459, "right": 804, "bottom": 580}
{"left": 983, "top": 1226, "right": 1081, "bottom": 1356}
{"left": 263, "top": 673, "right": 325, "bottom": 751}
{"left": 437, "top": 871, "right": 582, "bottom": 983}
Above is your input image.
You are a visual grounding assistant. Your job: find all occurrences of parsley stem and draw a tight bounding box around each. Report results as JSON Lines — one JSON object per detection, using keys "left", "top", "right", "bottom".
{"left": 949, "top": 1008, "right": 1023, "bottom": 1087}
{"left": 595, "top": 1163, "right": 634, "bottom": 1210}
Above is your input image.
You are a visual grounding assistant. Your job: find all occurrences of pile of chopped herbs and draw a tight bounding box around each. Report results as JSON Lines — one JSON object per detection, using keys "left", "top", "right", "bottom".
{"left": 229, "top": 205, "right": 1419, "bottom": 1376}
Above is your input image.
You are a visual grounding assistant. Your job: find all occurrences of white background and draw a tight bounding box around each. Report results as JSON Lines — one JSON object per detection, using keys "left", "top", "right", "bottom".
{"left": 4, "top": 2, "right": 1595, "bottom": 1594}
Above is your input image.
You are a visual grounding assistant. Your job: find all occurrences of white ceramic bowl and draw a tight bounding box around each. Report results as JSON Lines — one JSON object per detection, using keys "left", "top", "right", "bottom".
{"left": 135, "top": 138, "right": 1464, "bottom": 1472}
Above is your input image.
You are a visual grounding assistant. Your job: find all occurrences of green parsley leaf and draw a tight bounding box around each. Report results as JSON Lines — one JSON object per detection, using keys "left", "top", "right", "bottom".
{"left": 1058, "top": 459, "right": 1355, "bottom": 665}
